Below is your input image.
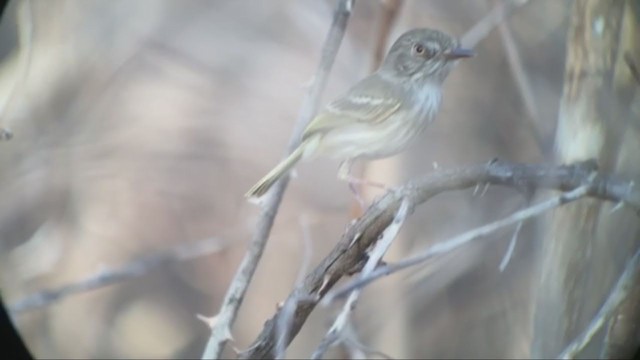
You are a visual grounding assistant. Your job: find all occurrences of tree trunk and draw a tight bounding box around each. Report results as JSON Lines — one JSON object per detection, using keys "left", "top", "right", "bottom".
{"left": 531, "top": 1, "right": 640, "bottom": 358}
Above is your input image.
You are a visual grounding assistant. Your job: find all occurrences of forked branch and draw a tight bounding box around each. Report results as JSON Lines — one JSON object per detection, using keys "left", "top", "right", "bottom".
{"left": 240, "top": 159, "right": 640, "bottom": 359}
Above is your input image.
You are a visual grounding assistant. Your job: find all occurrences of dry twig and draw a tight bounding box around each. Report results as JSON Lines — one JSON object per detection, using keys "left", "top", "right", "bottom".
{"left": 200, "top": 1, "right": 354, "bottom": 358}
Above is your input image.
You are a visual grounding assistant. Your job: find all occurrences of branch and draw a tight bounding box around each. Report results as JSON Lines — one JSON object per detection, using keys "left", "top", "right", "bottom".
{"left": 311, "top": 198, "right": 411, "bottom": 359}
{"left": 8, "top": 237, "right": 228, "bottom": 314}
{"left": 200, "top": 1, "right": 354, "bottom": 359}
{"left": 325, "top": 185, "right": 590, "bottom": 302}
{"left": 239, "top": 160, "right": 640, "bottom": 359}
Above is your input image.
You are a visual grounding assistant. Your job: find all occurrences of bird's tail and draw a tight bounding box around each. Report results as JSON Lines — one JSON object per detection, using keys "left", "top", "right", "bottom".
{"left": 245, "top": 143, "right": 306, "bottom": 199}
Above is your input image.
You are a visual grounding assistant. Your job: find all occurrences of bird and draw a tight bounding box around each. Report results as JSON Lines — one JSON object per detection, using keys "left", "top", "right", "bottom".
{"left": 245, "top": 28, "right": 473, "bottom": 201}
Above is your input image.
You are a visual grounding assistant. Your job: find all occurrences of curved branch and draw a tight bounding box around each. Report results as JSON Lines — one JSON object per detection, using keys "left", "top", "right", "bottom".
{"left": 239, "top": 159, "right": 639, "bottom": 359}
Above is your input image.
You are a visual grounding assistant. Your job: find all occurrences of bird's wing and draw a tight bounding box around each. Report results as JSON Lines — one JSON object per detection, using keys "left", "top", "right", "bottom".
{"left": 302, "top": 76, "right": 402, "bottom": 140}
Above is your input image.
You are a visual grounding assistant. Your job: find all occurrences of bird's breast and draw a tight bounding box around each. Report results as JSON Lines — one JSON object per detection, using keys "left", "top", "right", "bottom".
{"left": 408, "top": 83, "right": 442, "bottom": 123}
{"left": 315, "top": 85, "right": 442, "bottom": 160}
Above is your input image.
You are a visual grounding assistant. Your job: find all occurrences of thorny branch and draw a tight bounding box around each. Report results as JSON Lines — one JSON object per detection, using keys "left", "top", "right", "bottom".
{"left": 200, "top": 1, "right": 354, "bottom": 359}
{"left": 9, "top": 237, "right": 229, "bottom": 314}
{"left": 240, "top": 160, "right": 640, "bottom": 359}
{"left": 311, "top": 198, "right": 411, "bottom": 359}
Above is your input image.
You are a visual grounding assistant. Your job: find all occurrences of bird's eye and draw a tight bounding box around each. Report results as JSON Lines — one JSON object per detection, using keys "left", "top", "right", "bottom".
{"left": 413, "top": 43, "right": 437, "bottom": 58}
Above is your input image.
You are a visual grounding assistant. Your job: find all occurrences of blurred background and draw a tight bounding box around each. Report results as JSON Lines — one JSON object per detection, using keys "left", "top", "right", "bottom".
{"left": 0, "top": 0, "right": 638, "bottom": 358}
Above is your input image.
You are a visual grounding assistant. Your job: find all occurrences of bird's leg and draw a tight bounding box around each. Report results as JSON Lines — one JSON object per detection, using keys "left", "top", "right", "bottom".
{"left": 338, "top": 160, "right": 389, "bottom": 189}
{"left": 338, "top": 160, "right": 366, "bottom": 209}
{"left": 338, "top": 160, "right": 389, "bottom": 209}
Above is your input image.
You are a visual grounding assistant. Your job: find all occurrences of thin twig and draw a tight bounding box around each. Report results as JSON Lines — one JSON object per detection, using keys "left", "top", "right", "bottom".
{"left": 240, "top": 160, "right": 640, "bottom": 359}
{"left": 460, "top": 0, "right": 529, "bottom": 48}
{"left": 312, "top": 198, "right": 411, "bottom": 359}
{"left": 200, "top": 1, "right": 354, "bottom": 358}
{"left": 274, "top": 216, "right": 314, "bottom": 359}
{"left": 325, "top": 185, "right": 590, "bottom": 302}
{"left": 499, "top": 220, "right": 523, "bottom": 272}
{"left": 9, "top": 237, "right": 229, "bottom": 314}
{"left": 557, "top": 247, "right": 640, "bottom": 359}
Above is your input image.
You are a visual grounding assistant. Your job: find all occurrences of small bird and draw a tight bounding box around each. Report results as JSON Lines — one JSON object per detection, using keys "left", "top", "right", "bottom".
{"left": 245, "top": 28, "right": 473, "bottom": 200}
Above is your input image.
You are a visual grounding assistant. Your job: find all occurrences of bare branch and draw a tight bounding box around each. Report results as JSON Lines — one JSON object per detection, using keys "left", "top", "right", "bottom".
{"left": 200, "top": 1, "right": 354, "bottom": 358}
{"left": 9, "top": 237, "right": 228, "bottom": 314}
{"left": 326, "top": 185, "right": 590, "bottom": 302}
{"left": 240, "top": 160, "right": 640, "bottom": 359}
{"left": 557, "top": 247, "right": 640, "bottom": 359}
{"left": 312, "top": 198, "right": 411, "bottom": 359}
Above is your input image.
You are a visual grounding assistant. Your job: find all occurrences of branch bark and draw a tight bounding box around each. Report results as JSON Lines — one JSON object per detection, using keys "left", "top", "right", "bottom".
{"left": 200, "top": 1, "right": 354, "bottom": 358}
{"left": 239, "top": 160, "right": 640, "bottom": 359}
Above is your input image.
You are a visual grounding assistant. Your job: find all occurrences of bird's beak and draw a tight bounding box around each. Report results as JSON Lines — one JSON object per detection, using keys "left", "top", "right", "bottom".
{"left": 445, "top": 47, "right": 475, "bottom": 60}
